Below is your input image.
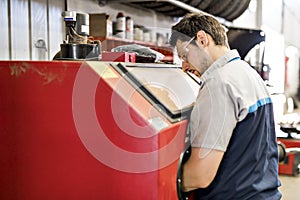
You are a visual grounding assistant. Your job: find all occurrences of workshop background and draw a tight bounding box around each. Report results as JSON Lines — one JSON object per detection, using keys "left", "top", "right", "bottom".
{"left": 1, "top": 0, "right": 300, "bottom": 105}
{"left": 1, "top": 0, "right": 300, "bottom": 199}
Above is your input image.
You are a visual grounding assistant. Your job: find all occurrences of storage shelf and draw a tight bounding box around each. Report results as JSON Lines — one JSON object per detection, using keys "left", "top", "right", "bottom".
{"left": 95, "top": 36, "right": 174, "bottom": 63}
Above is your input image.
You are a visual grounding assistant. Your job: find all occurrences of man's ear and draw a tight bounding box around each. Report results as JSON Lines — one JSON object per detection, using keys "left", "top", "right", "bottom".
{"left": 196, "top": 30, "right": 209, "bottom": 47}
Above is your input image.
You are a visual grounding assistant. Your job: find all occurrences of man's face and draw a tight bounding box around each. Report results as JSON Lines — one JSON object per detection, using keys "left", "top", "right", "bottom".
{"left": 176, "top": 38, "right": 212, "bottom": 75}
{"left": 176, "top": 37, "right": 195, "bottom": 62}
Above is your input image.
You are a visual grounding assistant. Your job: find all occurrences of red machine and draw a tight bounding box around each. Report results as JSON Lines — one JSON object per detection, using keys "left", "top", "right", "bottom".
{"left": 277, "top": 126, "right": 300, "bottom": 176}
{"left": 277, "top": 138, "right": 300, "bottom": 176}
{"left": 278, "top": 148, "right": 300, "bottom": 176}
{"left": 0, "top": 61, "right": 199, "bottom": 200}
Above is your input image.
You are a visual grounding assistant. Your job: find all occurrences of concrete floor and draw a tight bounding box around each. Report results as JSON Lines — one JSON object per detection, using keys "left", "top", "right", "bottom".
{"left": 279, "top": 175, "right": 300, "bottom": 200}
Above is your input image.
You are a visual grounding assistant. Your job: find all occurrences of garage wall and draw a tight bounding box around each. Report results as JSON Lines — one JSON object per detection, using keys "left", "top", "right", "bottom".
{"left": 282, "top": 0, "right": 300, "bottom": 49}
{"left": 0, "top": 0, "right": 175, "bottom": 61}
{"left": 67, "top": 0, "right": 175, "bottom": 31}
{"left": 1, "top": 0, "right": 299, "bottom": 61}
{"left": 0, "top": 1, "right": 10, "bottom": 60}
{"left": 0, "top": 0, "right": 64, "bottom": 60}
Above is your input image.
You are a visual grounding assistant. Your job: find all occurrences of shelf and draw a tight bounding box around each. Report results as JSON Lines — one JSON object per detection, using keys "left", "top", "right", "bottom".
{"left": 95, "top": 36, "right": 174, "bottom": 63}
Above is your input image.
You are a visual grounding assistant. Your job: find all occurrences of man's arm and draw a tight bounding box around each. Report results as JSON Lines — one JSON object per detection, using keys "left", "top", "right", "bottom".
{"left": 181, "top": 147, "right": 224, "bottom": 191}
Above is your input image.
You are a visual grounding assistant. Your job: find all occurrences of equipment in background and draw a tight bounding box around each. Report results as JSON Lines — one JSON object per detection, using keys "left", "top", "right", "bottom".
{"left": 227, "top": 27, "right": 269, "bottom": 80}
{"left": 278, "top": 123, "right": 300, "bottom": 176}
{"left": 278, "top": 147, "right": 300, "bottom": 176}
{"left": 278, "top": 138, "right": 300, "bottom": 176}
{"left": 54, "top": 11, "right": 101, "bottom": 60}
{"left": 278, "top": 141, "right": 287, "bottom": 162}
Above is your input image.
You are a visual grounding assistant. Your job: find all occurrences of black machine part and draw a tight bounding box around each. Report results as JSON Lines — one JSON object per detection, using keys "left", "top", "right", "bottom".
{"left": 55, "top": 11, "right": 101, "bottom": 60}
{"left": 60, "top": 42, "right": 101, "bottom": 60}
{"left": 227, "top": 27, "right": 265, "bottom": 60}
{"left": 74, "top": 12, "right": 89, "bottom": 36}
{"left": 278, "top": 141, "right": 286, "bottom": 163}
{"left": 177, "top": 144, "right": 192, "bottom": 200}
{"left": 226, "top": 27, "right": 268, "bottom": 80}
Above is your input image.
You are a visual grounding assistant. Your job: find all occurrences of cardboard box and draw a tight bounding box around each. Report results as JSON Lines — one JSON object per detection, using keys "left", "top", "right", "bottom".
{"left": 89, "top": 13, "right": 112, "bottom": 38}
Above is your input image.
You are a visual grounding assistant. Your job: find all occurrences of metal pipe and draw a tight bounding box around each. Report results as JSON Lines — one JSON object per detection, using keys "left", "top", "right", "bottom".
{"left": 256, "top": 0, "right": 263, "bottom": 29}
{"left": 98, "top": 0, "right": 223, "bottom": 22}
{"left": 159, "top": 0, "right": 210, "bottom": 16}
{"left": 98, "top": 0, "right": 209, "bottom": 15}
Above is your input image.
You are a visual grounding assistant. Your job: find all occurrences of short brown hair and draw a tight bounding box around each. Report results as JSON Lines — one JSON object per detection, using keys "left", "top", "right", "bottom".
{"left": 169, "top": 13, "right": 228, "bottom": 47}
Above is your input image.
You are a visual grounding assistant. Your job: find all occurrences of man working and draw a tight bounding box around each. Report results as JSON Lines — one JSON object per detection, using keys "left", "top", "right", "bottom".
{"left": 169, "top": 13, "right": 282, "bottom": 199}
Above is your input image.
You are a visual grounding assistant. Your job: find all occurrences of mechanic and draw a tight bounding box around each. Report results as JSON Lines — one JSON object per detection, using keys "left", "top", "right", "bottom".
{"left": 169, "top": 13, "right": 282, "bottom": 199}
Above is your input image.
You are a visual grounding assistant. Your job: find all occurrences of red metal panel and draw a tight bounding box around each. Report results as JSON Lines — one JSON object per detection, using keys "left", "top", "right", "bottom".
{"left": 0, "top": 61, "right": 186, "bottom": 200}
{"left": 277, "top": 138, "right": 300, "bottom": 148}
{"left": 102, "top": 52, "right": 136, "bottom": 62}
{"left": 279, "top": 152, "right": 295, "bottom": 176}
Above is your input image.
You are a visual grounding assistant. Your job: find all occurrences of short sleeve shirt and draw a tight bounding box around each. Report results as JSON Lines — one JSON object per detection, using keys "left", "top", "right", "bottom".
{"left": 189, "top": 50, "right": 271, "bottom": 151}
{"left": 190, "top": 50, "right": 281, "bottom": 199}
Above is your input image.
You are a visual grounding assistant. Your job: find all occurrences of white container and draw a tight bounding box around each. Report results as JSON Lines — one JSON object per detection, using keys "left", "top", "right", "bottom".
{"left": 134, "top": 27, "right": 143, "bottom": 41}
{"left": 126, "top": 16, "right": 134, "bottom": 40}
{"left": 115, "top": 12, "right": 126, "bottom": 39}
